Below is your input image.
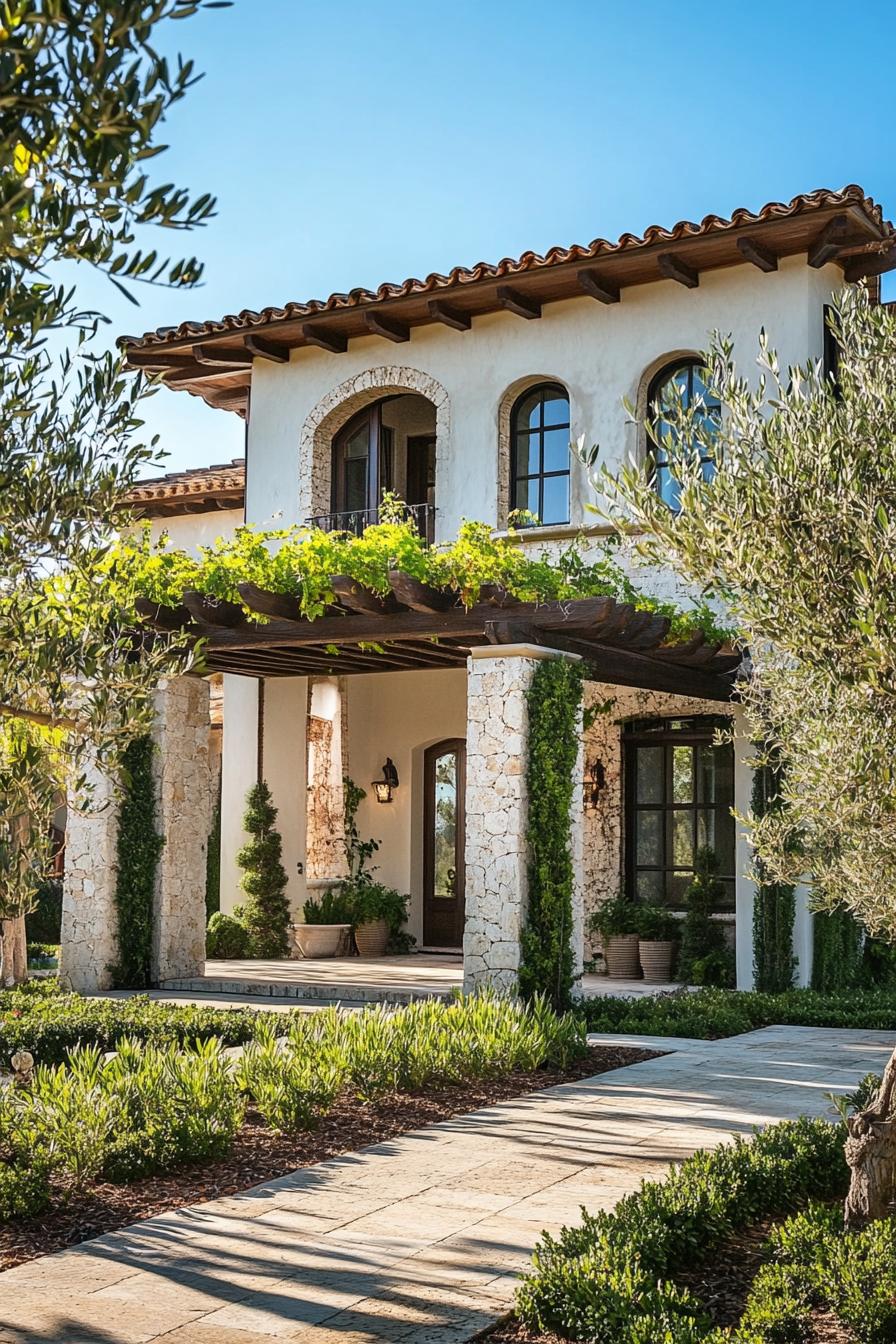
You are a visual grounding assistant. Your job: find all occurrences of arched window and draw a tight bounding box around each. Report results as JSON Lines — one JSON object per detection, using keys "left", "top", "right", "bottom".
{"left": 510, "top": 382, "right": 570, "bottom": 526}
{"left": 647, "top": 359, "right": 721, "bottom": 510}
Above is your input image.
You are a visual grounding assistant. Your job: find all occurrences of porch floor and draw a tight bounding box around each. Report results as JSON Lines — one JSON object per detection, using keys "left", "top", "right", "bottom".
{"left": 159, "top": 955, "right": 681, "bottom": 1006}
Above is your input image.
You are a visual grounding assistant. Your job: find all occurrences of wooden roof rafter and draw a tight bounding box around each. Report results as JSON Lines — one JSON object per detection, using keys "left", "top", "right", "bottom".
{"left": 133, "top": 574, "right": 743, "bottom": 701}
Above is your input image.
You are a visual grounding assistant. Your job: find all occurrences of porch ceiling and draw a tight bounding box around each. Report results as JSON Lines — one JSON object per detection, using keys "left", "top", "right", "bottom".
{"left": 135, "top": 573, "right": 744, "bottom": 701}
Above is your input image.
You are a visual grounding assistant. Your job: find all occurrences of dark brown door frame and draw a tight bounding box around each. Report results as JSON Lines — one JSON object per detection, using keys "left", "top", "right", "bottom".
{"left": 331, "top": 402, "right": 382, "bottom": 514}
{"left": 422, "top": 738, "right": 466, "bottom": 949}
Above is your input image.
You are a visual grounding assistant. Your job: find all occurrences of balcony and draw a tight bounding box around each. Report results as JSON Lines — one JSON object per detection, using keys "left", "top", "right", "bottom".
{"left": 307, "top": 502, "right": 435, "bottom": 543}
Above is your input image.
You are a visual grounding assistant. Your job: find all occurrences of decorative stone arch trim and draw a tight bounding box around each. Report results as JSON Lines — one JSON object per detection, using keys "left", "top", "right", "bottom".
{"left": 634, "top": 348, "right": 703, "bottom": 467}
{"left": 300, "top": 367, "right": 450, "bottom": 519}
{"left": 496, "top": 373, "right": 570, "bottom": 528}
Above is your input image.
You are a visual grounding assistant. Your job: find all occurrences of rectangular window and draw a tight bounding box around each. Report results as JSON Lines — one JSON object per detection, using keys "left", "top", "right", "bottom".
{"left": 624, "top": 717, "right": 735, "bottom": 911}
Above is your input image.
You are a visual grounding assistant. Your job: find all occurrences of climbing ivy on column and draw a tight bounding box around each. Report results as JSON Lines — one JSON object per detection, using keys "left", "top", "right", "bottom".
{"left": 112, "top": 736, "right": 163, "bottom": 989}
{"left": 519, "top": 657, "right": 584, "bottom": 1011}
{"left": 751, "top": 753, "right": 796, "bottom": 993}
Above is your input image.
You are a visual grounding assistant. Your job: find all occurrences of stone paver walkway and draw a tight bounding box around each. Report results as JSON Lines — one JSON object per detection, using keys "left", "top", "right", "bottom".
{"left": 0, "top": 1026, "right": 890, "bottom": 1344}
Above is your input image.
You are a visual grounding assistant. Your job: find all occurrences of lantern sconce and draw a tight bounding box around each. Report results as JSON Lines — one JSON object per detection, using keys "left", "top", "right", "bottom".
{"left": 583, "top": 758, "right": 606, "bottom": 811}
{"left": 372, "top": 757, "right": 399, "bottom": 804}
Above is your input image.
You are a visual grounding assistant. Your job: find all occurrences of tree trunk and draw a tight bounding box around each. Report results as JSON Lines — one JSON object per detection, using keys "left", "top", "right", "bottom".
{"left": 0, "top": 916, "right": 27, "bottom": 987}
{"left": 844, "top": 1040, "right": 896, "bottom": 1228}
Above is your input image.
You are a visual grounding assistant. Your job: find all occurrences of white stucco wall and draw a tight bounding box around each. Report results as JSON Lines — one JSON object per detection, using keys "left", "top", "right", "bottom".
{"left": 219, "top": 673, "right": 259, "bottom": 914}
{"left": 344, "top": 667, "right": 467, "bottom": 946}
{"left": 144, "top": 508, "right": 244, "bottom": 553}
{"left": 244, "top": 257, "right": 840, "bottom": 541}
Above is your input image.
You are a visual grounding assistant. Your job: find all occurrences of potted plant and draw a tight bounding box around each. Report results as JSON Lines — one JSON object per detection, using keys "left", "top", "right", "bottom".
{"left": 293, "top": 887, "right": 353, "bottom": 959}
{"left": 635, "top": 904, "right": 680, "bottom": 983}
{"left": 588, "top": 896, "right": 641, "bottom": 979}
{"left": 347, "top": 881, "right": 410, "bottom": 958}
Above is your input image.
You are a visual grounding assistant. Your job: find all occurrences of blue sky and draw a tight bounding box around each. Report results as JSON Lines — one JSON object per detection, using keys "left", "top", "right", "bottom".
{"left": 84, "top": 0, "right": 896, "bottom": 477}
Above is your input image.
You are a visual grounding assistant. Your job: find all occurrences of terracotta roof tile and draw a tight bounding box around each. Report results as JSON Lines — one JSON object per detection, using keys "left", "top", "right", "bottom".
{"left": 122, "top": 186, "right": 892, "bottom": 350}
{"left": 122, "top": 459, "right": 245, "bottom": 514}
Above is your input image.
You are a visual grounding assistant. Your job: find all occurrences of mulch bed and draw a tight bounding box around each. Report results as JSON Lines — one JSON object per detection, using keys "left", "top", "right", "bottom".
{"left": 0, "top": 1043, "right": 656, "bottom": 1272}
{"left": 480, "top": 1204, "right": 858, "bottom": 1344}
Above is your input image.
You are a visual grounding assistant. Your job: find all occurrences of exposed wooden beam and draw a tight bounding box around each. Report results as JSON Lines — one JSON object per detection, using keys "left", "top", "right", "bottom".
{"left": 330, "top": 575, "right": 401, "bottom": 615}
{"left": 134, "top": 598, "right": 191, "bottom": 631}
{"left": 561, "top": 637, "right": 735, "bottom": 701}
{"left": 496, "top": 286, "right": 542, "bottom": 319}
{"left": 427, "top": 299, "right": 471, "bottom": 331}
{"left": 577, "top": 269, "right": 620, "bottom": 304}
{"left": 236, "top": 583, "right": 304, "bottom": 623}
{"left": 164, "top": 364, "right": 241, "bottom": 386}
{"left": 736, "top": 237, "right": 778, "bottom": 272}
{"left": 124, "top": 350, "right": 196, "bottom": 370}
{"left": 364, "top": 312, "right": 410, "bottom": 343}
{"left": 302, "top": 323, "right": 348, "bottom": 354}
{"left": 182, "top": 591, "right": 247, "bottom": 628}
{"left": 808, "top": 214, "right": 851, "bottom": 268}
{"left": 388, "top": 571, "right": 455, "bottom": 612}
{"left": 192, "top": 345, "right": 253, "bottom": 368}
{"left": 657, "top": 253, "right": 699, "bottom": 289}
{"left": 478, "top": 583, "right": 520, "bottom": 608}
{"left": 245, "top": 335, "right": 291, "bottom": 363}
{"left": 484, "top": 618, "right": 543, "bottom": 645}
{"left": 843, "top": 248, "right": 896, "bottom": 282}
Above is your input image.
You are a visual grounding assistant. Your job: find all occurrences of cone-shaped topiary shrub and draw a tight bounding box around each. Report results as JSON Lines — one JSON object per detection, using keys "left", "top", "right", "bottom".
{"left": 237, "top": 781, "right": 291, "bottom": 958}
{"left": 677, "top": 845, "right": 734, "bottom": 986}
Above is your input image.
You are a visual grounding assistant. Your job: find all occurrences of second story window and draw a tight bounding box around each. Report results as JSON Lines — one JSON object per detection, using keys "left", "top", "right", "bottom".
{"left": 510, "top": 382, "right": 570, "bottom": 527}
{"left": 647, "top": 359, "right": 720, "bottom": 510}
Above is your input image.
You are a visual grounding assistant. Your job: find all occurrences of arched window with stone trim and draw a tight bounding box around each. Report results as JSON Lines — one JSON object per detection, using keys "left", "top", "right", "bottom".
{"left": 646, "top": 358, "right": 720, "bottom": 511}
{"left": 509, "top": 382, "right": 570, "bottom": 527}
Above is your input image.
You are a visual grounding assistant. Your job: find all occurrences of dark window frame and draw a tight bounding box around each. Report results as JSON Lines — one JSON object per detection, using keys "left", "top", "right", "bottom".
{"left": 509, "top": 381, "right": 571, "bottom": 526}
{"left": 646, "top": 358, "right": 720, "bottom": 509}
{"left": 623, "top": 715, "right": 735, "bottom": 911}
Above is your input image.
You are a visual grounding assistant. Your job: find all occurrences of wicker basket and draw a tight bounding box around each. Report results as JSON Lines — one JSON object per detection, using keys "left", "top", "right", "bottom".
{"left": 639, "top": 939, "right": 676, "bottom": 983}
{"left": 354, "top": 918, "right": 390, "bottom": 958}
{"left": 603, "top": 933, "right": 640, "bottom": 979}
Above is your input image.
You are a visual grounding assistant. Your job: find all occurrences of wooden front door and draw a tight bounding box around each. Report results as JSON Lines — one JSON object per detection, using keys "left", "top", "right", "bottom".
{"left": 423, "top": 739, "right": 466, "bottom": 948}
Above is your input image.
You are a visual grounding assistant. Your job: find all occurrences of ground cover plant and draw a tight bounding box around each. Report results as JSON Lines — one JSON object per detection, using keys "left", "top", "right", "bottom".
{"left": 0, "top": 992, "right": 653, "bottom": 1267}
{"left": 505, "top": 1073, "right": 889, "bottom": 1344}
{"left": 580, "top": 986, "right": 896, "bottom": 1039}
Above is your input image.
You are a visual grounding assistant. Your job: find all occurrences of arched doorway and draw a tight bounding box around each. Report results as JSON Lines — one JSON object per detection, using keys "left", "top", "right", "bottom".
{"left": 321, "top": 393, "right": 436, "bottom": 539}
{"left": 423, "top": 738, "right": 466, "bottom": 948}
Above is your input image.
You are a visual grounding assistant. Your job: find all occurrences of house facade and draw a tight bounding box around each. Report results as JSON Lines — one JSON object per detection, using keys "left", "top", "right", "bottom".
{"left": 65, "top": 185, "right": 895, "bottom": 996}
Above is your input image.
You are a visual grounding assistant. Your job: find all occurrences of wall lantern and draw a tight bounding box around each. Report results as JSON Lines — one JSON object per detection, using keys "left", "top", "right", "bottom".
{"left": 372, "top": 758, "right": 399, "bottom": 804}
{"left": 583, "top": 758, "right": 606, "bottom": 811}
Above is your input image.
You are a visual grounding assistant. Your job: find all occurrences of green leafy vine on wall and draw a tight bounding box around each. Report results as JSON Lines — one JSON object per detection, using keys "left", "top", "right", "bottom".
{"left": 112, "top": 736, "right": 163, "bottom": 989}
{"left": 519, "top": 657, "right": 584, "bottom": 1011}
{"left": 751, "top": 752, "right": 796, "bottom": 993}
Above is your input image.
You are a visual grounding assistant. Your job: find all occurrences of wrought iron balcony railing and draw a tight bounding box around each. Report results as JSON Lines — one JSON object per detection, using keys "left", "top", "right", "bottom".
{"left": 306, "top": 502, "right": 435, "bottom": 543}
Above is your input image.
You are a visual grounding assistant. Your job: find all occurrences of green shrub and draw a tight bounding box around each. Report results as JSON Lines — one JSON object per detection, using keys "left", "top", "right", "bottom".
{"left": 27, "top": 1037, "right": 244, "bottom": 1186}
{"left": 0, "top": 1090, "right": 52, "bottom": 1221}
{"left": 588, "top": 894, "right": 639, "bottom": 941}
{"left": 25, "top": 878, "right": 62, "bottom": 946}
{"left": 113, "top": 735, "right": 164, "bottom": 989}
{"left": 345, "top": 880, "right": 409, "bottom": 932}
{"left": 580, "top": 986, "right": 896, "bottom": 1039}
{"left": 206, "top": 910, "right": 251, "bottom": 959}
{"left": 516, "top": 1116, "right": 849, "bottom": 1341}
{"left": 678, "top": 847, "right": 733, "bottom": 987}
{"left": 634, "top": 905, "right": 680, "bottom": 942}
{"left": 0, "top": 983, "right": 264, "bottom": 1066}
{"left": 237, "top": 993, "right": 587, "bottom": 1130}
{"left": 238, "top": 781, "right": 291, "bottom": 959}
{"left": 302, "top": 887, "right": 354, "bottom": 925}
{"left": 206, "top": 775, "right": 222, "bottom": 919}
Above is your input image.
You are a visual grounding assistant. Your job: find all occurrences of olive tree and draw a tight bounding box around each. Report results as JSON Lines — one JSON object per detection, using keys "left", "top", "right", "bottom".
{"left": 0, "top": 1, "right": 224, "bottom": 979}
{"left": 584, "top": 285, "right": 896, "bottom": 1227}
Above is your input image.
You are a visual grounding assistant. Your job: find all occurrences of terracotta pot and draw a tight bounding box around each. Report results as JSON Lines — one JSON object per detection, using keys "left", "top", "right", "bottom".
{"left": 292, "top": 923, "right": 350, "bottom": 959}
{"left": 639, "top": 939, "right": 676, "bottom": 983}
{"left": 354, "top": 918, "right": 390, "bottom": 958}
{"left": 603, "top": 933, "right": 640, "bottom": 979}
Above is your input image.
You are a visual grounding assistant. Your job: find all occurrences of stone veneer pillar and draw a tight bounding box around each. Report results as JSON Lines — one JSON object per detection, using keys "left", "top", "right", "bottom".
{"left": 60, "top": 760, "right": 121, "bottom": 993}
{"left": 150, "top": 675, "right": 211, "bottom": 984}
{"left": 463, "top": 645, "right": 584, "bottom": 995}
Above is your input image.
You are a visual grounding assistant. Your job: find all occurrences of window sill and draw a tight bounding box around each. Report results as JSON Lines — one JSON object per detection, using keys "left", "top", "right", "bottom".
{"left": 491, "top": 521, "right": 631, "bottom": 544}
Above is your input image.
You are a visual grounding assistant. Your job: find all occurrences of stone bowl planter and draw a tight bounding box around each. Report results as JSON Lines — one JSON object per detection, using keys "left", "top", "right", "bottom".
{"left": 354, "top": 918, "right": 389, "bottom": 958}
{"left": 603, "top": 933, "right": 641, "bottom": 979}
{"left": 292, "top": 923, "right": 350, "bottom": 959}
{"left": 639, "top": 939, "right": 677, "bottom": 983}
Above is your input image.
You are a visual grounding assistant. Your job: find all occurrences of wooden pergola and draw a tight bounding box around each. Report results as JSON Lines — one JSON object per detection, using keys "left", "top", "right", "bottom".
{"left": 136, "top": 572, "right": 743, "bottom": 702}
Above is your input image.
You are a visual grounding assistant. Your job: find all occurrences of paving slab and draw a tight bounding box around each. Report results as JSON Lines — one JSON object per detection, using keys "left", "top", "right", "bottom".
{"left": 0, "top": 1026, "right": 889, "bottom": 1343}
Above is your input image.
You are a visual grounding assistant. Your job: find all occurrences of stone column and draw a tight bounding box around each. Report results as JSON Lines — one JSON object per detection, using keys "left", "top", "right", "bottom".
{"left": 60, "top": 761, "right": 120, "bottom": 993}
{"left": 150, "top": 675, "right": 211, "bottom": 984}
{"left": 463, "top": 645, "right": 584, "bottom": 994}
